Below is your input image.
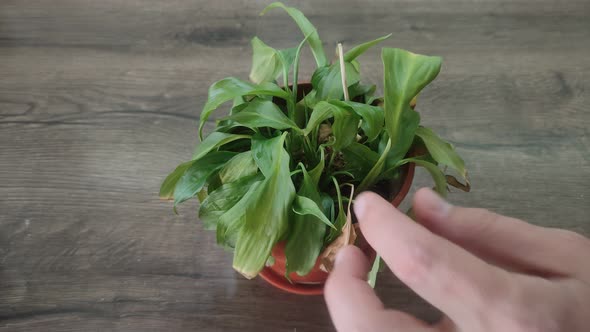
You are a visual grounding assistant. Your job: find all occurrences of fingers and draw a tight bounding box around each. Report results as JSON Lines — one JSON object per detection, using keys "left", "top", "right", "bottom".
{"left": 325, "top": 245, "right": 435, "bottom": 332}
{"left": 324, "top": 245, "right": 384, "bottom": 330}
{"left": 354, "top": 192, "right": 513, "bottom": 322}
{"left": 413, "top": 187, "right": 590, "bottom": 278}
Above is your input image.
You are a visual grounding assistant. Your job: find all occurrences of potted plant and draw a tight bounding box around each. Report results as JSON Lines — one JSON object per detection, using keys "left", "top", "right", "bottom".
{"left": 160, "top": 2, "right": 469, "bottom": 295}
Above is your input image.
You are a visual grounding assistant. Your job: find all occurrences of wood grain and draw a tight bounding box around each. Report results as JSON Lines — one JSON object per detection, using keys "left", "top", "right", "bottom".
{"left": 1, "top": 0, "right": 589, "bottom": 331}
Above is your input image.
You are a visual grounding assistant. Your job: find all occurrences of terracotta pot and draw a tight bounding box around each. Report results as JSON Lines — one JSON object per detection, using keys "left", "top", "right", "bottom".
{"left": 258, "top": 159, "right": 416, "bottom": 296}
{"left": 259, "top": 83, "right": 417, "bottom": 295}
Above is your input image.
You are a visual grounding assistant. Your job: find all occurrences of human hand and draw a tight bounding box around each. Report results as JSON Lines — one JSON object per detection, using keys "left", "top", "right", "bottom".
{"left": 325, "top": 188, "right": 590, "bottom": 331}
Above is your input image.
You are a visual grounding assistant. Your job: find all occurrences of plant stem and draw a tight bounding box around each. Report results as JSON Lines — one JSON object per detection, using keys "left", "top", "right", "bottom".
{"left": 327, "top": 149, "right": 337, "bottom": 171}
{"left": 338, "top": 43, "right": 350, "bottom": 101}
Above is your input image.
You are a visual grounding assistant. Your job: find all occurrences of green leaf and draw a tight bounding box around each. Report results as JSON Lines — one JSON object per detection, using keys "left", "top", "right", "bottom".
{"left": 320, "top": 192, "right": 335, "bottom": 224}
{"left": 367, "top": 255, "right": 381, "bottom": 288}
{"left": 233, "top": 133, "right": 296, "bottom": 278}
{"left": 331, "top": 105, "right": 360, "bottom": 152}
{"left": 348, "top": 82, "right": 376, "bottom": 102}
{"left": 326, "top": 177, "right": 346, "bottom": 243}
{"left": 292, "top": 195, "right": 335, "bottom": 229}
{"left": 199, "top": 174, "right": 263, "bottom": 230}
{"left": 173, "top": 151, "right": 237, "bottom": 207}
{"left": 398, "top": 158, "right": 447, "bottom": 196}
{"left": 251, "top": 133, "right": 285, "bottom": 177}
{"left": 198, "top": 78, "right": 290, "bottom": 139}
{"left": 330, "top": 100, "right": 384, "bottom": 142}
{"left": 285, "top": 165, "right": 328, "bottom": 276}
{"left": 358, "top": 138, "right": 391, "bottom": 192}
{"left": 223, "top": 99, "right": 301, "bottom": 132}
{"left": 381, "top": 48, "right": 441, "bottom": 149}
{"left": 311, "top": 62, "right": 360, "bottom": 100}
{"left": 261, "top": 2, "right": 327, "bottom": 67}
{"left": 192, "top": 132, "right": 250, "bottom": 160}
{"left": 216, "top": 180, "right": 262, "bottom": 249}
{"left": 159, "top": 160, "right": 195, "bottom": 199}
{"left": 219, "top": 151, "right": 259, "bottom": 184}
{"left": 308, "top": 146, "right": 325, "bottom": 185}
{"left": 344, "top": 34, "right": 392, "bottom": 62}
{"left": 386, "top": 108, "right": 420, "bottom": 167}
{"left": 249, "top": 37, "right": 282, "bottom": 84}
{"left": 292, "top": 33, "right": 312, "bottom": 100}
{"left": 305, "top": 101, "right": 360, "bottom": 151}
{"left": 342, "top": 142, "right": 380, "bottom": 179}
{"left": 303, "top": 101, "right": 333, "bottom": 135}
{"left": 415, "top": 126, "right": 467, "bottom": 180}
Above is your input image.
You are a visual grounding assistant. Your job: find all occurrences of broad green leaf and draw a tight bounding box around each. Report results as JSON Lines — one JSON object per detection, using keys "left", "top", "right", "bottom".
{"left": 173, "top": 151, "right": 237, "bottom": 206}
{"left": 311, "top": 62, "right": 360, "bottom": 100}
{"left": 308, "top": 146, "right": 325, "bottom": 185}
{"left": 331, "top": 100, "right": 384, "bottom": 142}
{"left": 305, "top": 101, "right": 360, "bottom": 151}
{"left": 331, "top": 104, "right": 360, "bottom": 151}
{"left": 415, "top": 126, "right": 467, "bottom": 180}
{"left": 261, "top": 2, "right": 327, "bottom": 67}
{"left": 344, "top": 34, "right": 392, "bottom": 62}
{"left": 358, "top": 138, "right": 391, "bottom": 192}
{"left": 216, "top": 180, "right": 262, "bottom": 248}
{"left": 285, "top": 165, "right": 328, "bottom": 276}
{"left": 386, "top": 107, "right": 420, "bottom": 167}
{"left": 249, "top": 37, "right": 282, "bottom": 84}
{"left": 367, "top": 255, "right": 380, "bottom": 288}
{"left": 398, "top": 158, "right": 447, "bottom": 196}
{"left": 348, "top": 82, "right": 376, "bottom": 102}
{"left": 292, "top": 195, "right": 335, "bottom": 229}
{"left": 199, "top": 174, "right": 263, "bottom": 230}
{"left": 382, "top": 48, "right": 441, "bottom": 149}
{"left": 192, "top": 132, "right": 250, "bottom": 160}
{"left": 198, "top": 78, "right": 290, "bottom": 139}
{"left": 233, "top": 133, "right": 296, "bottom": 278}
{"left": 219, "top": 151, "right": 259, "bottom": 184}
{"left": 232, "top": 96, "right": 246, "bottom": 109}
{"left": 342, "top": 142, "right": 380, "bottom": 179}
{"left": 223, "top": 99, "right": 301, "bottom": 132}
{"left": 303, "top": 101, "right": 333, "bottom": 135}
{"left": 251, "top": 133, "right": 285, "bottom": 177}
{"left": 159, "top": 160, "right": 195, "bottom": 199}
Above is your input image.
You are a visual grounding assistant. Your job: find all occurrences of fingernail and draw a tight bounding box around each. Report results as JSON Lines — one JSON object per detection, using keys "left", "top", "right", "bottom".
{"left": 353, "top": 193, "right": 369, "bottom": 220}
{"left": 422, "top": 188, "right": 451, "bottom": 216}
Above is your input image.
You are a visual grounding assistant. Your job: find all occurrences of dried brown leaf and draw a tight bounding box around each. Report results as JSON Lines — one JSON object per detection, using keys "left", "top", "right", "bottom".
{"left": 320, "top": 187, "right": 357, "bottom": 272}
{"left": 446, "top": 174, "right": 471, "bottom": 192}
{"left": 318, "top": 123, "right": 332, "bottom": 143}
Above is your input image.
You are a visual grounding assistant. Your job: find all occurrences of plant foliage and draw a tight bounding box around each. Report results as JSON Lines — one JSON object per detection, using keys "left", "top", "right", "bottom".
{"left": 161, "top": 2, "right": 469, "bottom": 280}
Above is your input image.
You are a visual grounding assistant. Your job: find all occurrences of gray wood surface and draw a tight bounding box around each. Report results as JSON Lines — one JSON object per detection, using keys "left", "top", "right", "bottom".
{"left": 1, "top": 0, "right": 589, "bottom": 331}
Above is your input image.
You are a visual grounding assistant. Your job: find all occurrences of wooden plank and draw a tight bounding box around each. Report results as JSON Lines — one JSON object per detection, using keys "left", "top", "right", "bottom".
{"left": 1, "top": 0, "right": 589, "bottom": 331}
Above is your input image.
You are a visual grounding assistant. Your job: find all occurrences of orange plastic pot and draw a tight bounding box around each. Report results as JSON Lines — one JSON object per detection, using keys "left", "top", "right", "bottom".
{"left": 258, "top": 161, "right": 416, "bottom": 295}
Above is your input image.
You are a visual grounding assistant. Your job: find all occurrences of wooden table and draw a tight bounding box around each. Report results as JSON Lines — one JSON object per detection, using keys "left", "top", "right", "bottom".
{"left": 1, "top": 1, "right": 588, "bottom": 331}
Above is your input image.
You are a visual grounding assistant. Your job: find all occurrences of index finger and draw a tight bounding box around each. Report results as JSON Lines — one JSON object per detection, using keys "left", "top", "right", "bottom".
{"left": 354, "top": 192, "right": 514, "bottom": 322}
